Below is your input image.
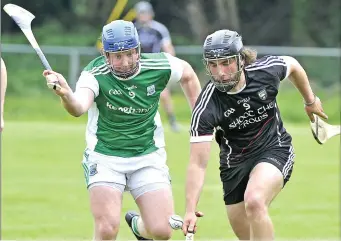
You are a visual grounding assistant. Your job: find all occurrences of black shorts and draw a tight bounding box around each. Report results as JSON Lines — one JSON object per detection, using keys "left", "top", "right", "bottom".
{"left": 220, "top": 145, "right": 295, "bottom": 205}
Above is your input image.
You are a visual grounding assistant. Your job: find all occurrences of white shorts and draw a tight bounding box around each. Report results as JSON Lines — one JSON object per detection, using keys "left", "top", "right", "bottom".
{"left": 81, "top": 148, "right": 171, "bottom": 198}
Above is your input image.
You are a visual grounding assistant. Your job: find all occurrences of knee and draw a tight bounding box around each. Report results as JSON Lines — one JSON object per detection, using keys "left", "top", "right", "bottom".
{"left": 244, "top": 191, "right": 268, "bottom": 218}
{"left": 148, "top": 224, "right": 173, "bottom": 240}
{"left": 95, "top": 217, "right": 120, "bottom": 240}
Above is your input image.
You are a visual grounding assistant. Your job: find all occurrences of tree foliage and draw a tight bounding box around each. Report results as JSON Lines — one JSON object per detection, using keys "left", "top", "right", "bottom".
{"left": 2, "top": 0, "right": 339, "bottom": 47}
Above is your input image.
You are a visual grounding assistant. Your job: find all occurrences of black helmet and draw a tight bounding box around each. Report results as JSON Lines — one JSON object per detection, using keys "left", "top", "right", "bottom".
{"left": 203, "top": 30, "right": 244, "bottom": 92}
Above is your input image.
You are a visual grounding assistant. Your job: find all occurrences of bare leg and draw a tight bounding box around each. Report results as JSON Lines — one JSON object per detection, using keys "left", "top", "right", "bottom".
{"left": 134, "top": 187, "right": 174, "bottom": 240}
{"left": 90, "top": 186, "right": 123, "bottom": 240}
{"left": 244, "top": 162, "right": 284, "bottom": 241}
{"left": 226, "top": 201, "right": 251, "bottom": 240}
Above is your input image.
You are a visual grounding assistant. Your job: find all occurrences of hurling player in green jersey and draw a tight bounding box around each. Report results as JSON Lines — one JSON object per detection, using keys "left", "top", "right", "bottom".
{"left": 43, "top": 20, "right": 201, "bottom": 240}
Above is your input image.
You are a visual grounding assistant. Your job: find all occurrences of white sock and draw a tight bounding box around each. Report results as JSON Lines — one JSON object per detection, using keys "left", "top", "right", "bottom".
{"left": 131, "top": 216, "right": 142, "bottom": 237}
{"left": 132, "top": 216, "right": 152, "bottom": 239}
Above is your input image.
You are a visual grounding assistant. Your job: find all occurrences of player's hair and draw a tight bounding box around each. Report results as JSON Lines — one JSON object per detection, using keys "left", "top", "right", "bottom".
{"left": 240, "top": 47, "right": 257, "bottom": 66}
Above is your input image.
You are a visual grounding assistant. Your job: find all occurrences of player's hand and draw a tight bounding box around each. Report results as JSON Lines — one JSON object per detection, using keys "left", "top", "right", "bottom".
{"left": 304, "top": 96, "right": 328, "bottom": 122}
{"left": 43, "top": 70, "right": 72, "bottom": 97}
{"left": 182, "top": 212, "right": 198, "bottom": 235}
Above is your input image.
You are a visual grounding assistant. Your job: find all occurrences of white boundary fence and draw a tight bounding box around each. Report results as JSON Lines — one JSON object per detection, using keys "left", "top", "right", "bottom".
{"left": 2, "top": 43, "right": 340, "bottom": 88}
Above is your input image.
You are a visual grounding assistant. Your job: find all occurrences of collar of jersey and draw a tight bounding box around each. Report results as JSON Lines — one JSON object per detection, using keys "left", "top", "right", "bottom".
{"left": 112, "top": 63, "right": 141, "bottom": 81}
{"left": 226, "top": 82, "right": 246, "bottom": 95}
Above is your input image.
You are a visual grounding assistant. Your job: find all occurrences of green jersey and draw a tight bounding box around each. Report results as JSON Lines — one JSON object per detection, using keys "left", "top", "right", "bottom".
{"left": 76, "top": 52, "right": 184, "bottom": 157}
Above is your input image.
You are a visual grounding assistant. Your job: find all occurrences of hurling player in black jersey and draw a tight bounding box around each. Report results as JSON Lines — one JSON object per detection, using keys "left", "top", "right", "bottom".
{"left": 181, "top": 30, "right": 328, "bottom": 240}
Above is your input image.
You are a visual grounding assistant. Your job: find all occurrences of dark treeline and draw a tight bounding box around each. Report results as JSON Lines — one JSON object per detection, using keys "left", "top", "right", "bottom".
{"left": 2, "top": 0, "right": 340, "bottom": 47}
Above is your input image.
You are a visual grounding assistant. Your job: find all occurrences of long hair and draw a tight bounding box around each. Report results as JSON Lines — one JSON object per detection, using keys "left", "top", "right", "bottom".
{"left": 240, "top": 47, "right": 257, "bottom": 66}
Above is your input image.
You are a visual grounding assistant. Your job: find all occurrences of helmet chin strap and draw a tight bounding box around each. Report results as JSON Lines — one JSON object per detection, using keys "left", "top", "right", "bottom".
{"left": 225, "top": 56, "right": 243, "bottom": 92}
{"left": 214, "top": 72, "right": 241, "bottom": 92}
{"left": 224, "top": 70, "right": 242, "bottom": 92}
{"left": 110, "top": 64, "right": 139, "bottom": 79}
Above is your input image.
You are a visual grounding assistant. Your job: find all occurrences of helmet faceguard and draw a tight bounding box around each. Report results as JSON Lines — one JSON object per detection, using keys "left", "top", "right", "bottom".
{"left": 102, "top": 20, "right": 141, "bottom": 79}
{"left": 203, "top": 30, "right": 244, "bottom": 92}
{"left": 203, "top": 54, "right": 243, "bottom": 92}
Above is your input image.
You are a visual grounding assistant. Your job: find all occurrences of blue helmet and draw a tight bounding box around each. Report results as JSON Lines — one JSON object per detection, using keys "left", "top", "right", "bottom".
{"left": 102, "top": 20, "right": 140, "bottom": 79}
{"left": 102, "top": 20, "right": 140, "bottom": 53}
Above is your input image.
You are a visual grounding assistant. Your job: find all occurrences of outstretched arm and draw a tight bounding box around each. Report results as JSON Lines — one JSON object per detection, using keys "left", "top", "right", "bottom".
{"left": 182, "top": 141, "right": 211, "bottom": 235}
{"left": 179, "top": 60, "right": 201, "bottom": 110}
{"left": 164, "top": 53, "right": 201, "bottom": 110}
{"left": 43, "top": 70, "right": 94, "bottom": 117}
{"left": 186, "top": 141, "right": 211, "bottom": 212}
{"left": 282, "top": 56, "right": 328, "bottom": 121}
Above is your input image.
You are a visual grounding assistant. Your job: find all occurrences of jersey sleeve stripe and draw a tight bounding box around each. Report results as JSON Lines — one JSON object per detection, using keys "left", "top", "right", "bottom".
{"left": 248, "top": 56, "right": 281, "bottom": 66}
{"left": 190, "top": 135, "right": 214, "bottom": 143}
{"left": 245, "top": 56, "right": 286, "bottom": 70}
{"left": 190, "top": 83, "right": 215, "bottom": 136}
{"left": 246, "top": 59, "right": 285, "bottom": 69}
{"left": 89, "top": 65, "right": 109, "bottom": 75}
{"left": 141, "top": 66, "right": 171, "bottom": 70}
{"left": 190, "top": 83, "right": 214, "bottom": 136}
{"left": 140, "top": 59, "right": 169, "bottom": 62}
{"left": 141, "top": 62, "right": 171, "bottom": 66}
{"left": 245, "top": 62, "right": 286, "bottom": 72}
{"left": 92, "top": 69, "right": 110, "bottom": 75}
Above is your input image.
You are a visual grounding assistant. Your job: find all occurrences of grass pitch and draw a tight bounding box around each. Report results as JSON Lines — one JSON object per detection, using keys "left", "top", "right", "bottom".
{"left": 2, "top": 121, "right": 340, "bottom": 240}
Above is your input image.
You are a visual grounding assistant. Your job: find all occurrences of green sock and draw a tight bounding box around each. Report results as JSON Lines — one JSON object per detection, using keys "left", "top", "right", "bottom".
{"left": 132, "top": 216, "right": 141, "bottom": 237}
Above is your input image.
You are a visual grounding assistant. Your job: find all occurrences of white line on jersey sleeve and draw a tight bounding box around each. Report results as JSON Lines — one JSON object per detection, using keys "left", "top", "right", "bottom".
{"left": 76, "top": 71, "right": 100, "bottom": 97}
{"left": 279, "top": 56, "right": 297, "bottom": 80}
{"left": 190, "top": 83, "right": 215, "bottom": 136}
{"left": 190, "top": 135, "right": 214, "bottom": 143}
{"left": 164, "top": 53, "right": 184, "bottom": 83}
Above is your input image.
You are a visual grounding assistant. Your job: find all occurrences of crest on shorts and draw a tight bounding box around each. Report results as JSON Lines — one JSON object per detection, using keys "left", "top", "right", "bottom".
{"left": 257, "top": 88, "right": 267, "bottom": 100}
{"left": 89, "top": 164, "right": 98, "bottom": 176}
{"left": 147, "top": 84, "right": 156, "bottom": 96}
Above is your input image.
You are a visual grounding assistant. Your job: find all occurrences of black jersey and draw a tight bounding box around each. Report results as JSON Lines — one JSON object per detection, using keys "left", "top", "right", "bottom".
{"left": 190, "top": 56, "right": 293, "bottom": 167}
